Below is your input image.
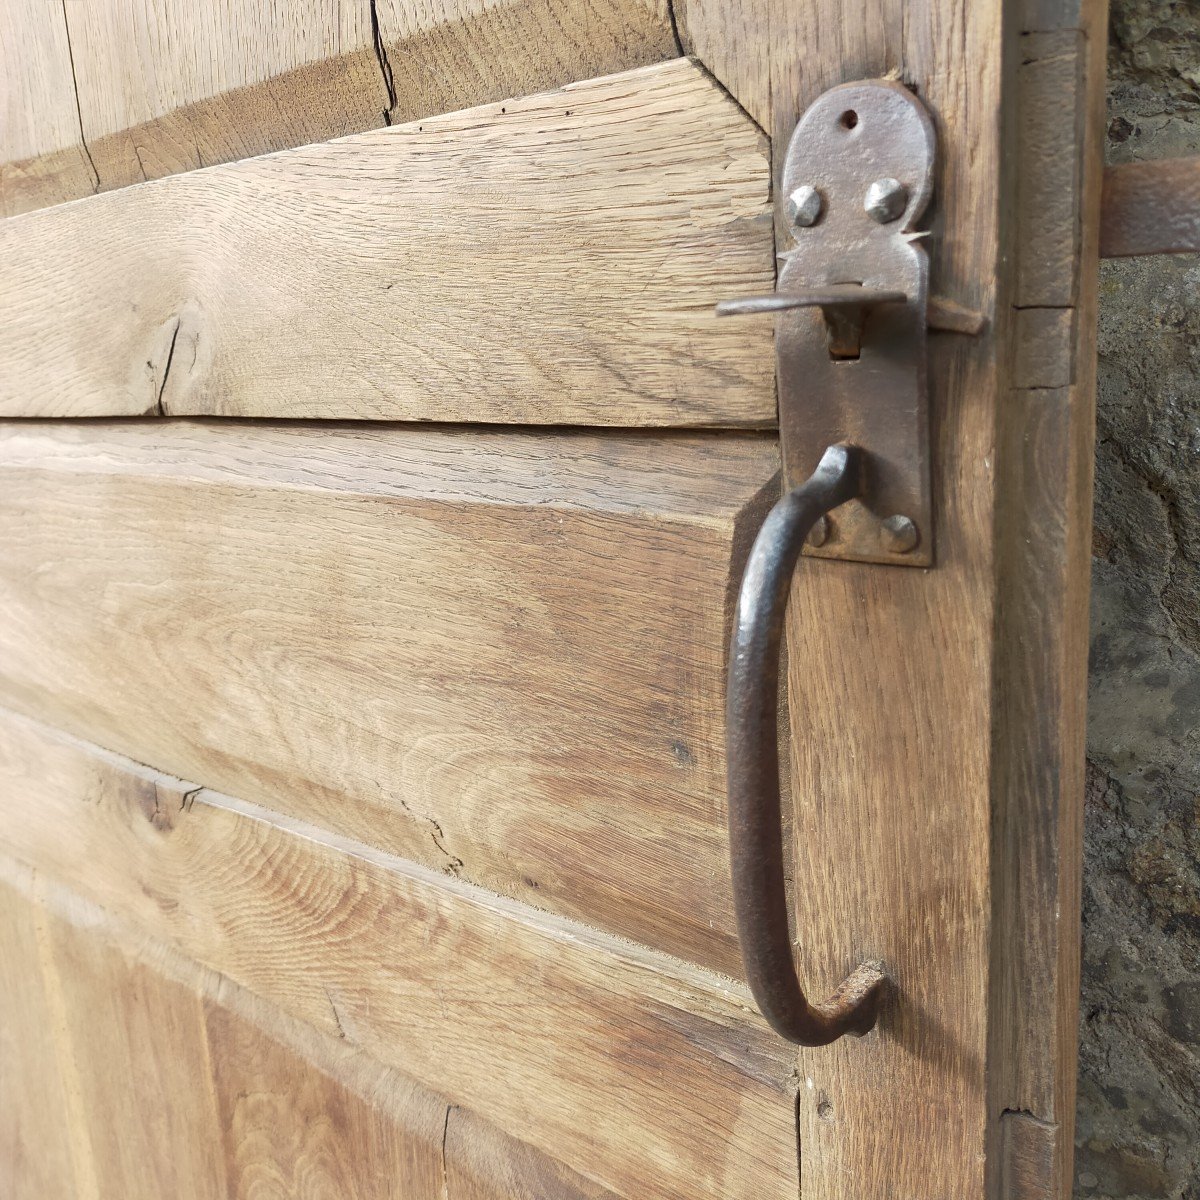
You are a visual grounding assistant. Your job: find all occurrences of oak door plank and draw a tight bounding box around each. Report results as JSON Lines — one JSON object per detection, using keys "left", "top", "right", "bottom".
{"left": 0, "top": 864, "right": 452, "bottom": 1200}
{"left": 0, "top": 707, "right": 799, "bottom": 1200}
{"left": 0, "top": 876, "right": 80, "bottom": 1199}
{"left": 0, "top": 60, "right": 773, "bottom": 424}
{"left": 0, "top": 0, "right": 676, "bottom": 213}
{"left": 205, "top": 993, "right": 444, "bottom": 1198}
{"left": 0, "top": 421, "right": 775, "bottom": 977}
{"left": 445, "top": 1108, "right": 623, "bottom": 1200}
{"left": 0, "top": 0, "right": 98, "bottom": 216}
{"left": 659, "top": 4, "right": 1107, "bottom": 1200}
{"left": 25, "top": 870, "right": 229, "bottom": 1200}
{"left": 374, "top": 0, "right": 677, "bottom": 127}
{"left": 5, "top": 857, "right": 625, "bottom": 1200}
{"left": 55, "top": 0, "right": 385, "bottom": 198}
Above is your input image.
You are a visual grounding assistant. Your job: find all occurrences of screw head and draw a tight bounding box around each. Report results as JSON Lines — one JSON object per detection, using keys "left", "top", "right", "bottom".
{"left": 786, "top": 185, "right": 823, "bottom": 228}
{"left": 864, "top": 178, "right": 908, "bottom": 224}
{"left": 880, "top": 515, "right": 919, "bottom": 554}
{"left": 807, "top": 515, "right": 830, "bottom": 547}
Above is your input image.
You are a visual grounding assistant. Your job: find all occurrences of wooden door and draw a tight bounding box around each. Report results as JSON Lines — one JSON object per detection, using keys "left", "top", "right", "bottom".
{"left": 0, "top": 2, "right": 1107, "bottom": 1199}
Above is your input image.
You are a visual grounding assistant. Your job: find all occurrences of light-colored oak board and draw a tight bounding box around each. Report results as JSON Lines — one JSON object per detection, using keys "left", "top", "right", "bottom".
{"left": 205, "top": 985, "right": 445, "bottom": 1199}
{"left": 0, "top": 0, "right": 676, "bottom": 212}
{"left": 374, "top": 0, "right": 677, "bottom": 127}
{"left": 445, "top": 1108, "right": 623, "bottom": 1200}
{"left": 0, "top": 707, "right": 799, "bottom": 1200}
{"left": 26, "top": 872, "right": 231, "bottom": 1200}
{"left": 0, "top": 420, "right": 776, "bottom": 978}
{"left": 750, "top": 8, "right": 1007, "bottom": 1200}
{"left": 0, "top": 60, "right": 773, "bottom": 424}
{"left": 0, "top": 855, "right": 633, "bottom": 1200}
{"left": 655, "top": 5, "right": 1107, "bottom": 1200}
{"left": 54, "top": 0, "right": 384, "bottom": 196}
{"left": 1000, "top": 1110, "right": 1062, "bottom": 1200}
{"left": 0, "top": 0, "right": 98, "bottom": 217}
{"left": 0, "top": 861, "right": 453, "bottom": 1199}
{"left": 0, "top": 874, "right": 80, "bottom": 1199}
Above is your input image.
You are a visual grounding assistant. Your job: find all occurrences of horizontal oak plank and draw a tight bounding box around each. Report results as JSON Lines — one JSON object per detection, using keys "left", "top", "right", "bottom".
{"left": 0, "top": 59, "right": 774, "bottom": 425}
{"left": 1, "top": 860, "right": 625, "bottom": 1200}
{"left": 1, "top": 0, "right": 677, "bottom": 214}
{"left": 0, "top": 708, "right": 798, "bottom": 1200}
{"left": 0, "top": 420, "right": 777, "bottom": 976}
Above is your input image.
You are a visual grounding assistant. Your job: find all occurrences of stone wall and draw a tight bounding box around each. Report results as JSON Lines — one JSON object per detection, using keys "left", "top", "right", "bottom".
{"left": 1078, "top": 4, "right": 1200, "bottom": 1196}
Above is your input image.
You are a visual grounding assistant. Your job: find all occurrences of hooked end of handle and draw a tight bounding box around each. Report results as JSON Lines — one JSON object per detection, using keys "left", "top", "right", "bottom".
{"left": 819, "top": 960, "right": 890, "bottom": 1039}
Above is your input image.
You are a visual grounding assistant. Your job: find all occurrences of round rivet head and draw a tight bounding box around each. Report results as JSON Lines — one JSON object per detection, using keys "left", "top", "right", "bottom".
{"left": 807, "top": 515, "right": 830, "bottom": 548}
{"left": 786, "top": 185, "right": 823, "bottom": 228}
{"left": 880, "top": 514, "right": 919, "bottom": 554}
{"left": 864, "top": 177, "right": 908, "bottom": 224}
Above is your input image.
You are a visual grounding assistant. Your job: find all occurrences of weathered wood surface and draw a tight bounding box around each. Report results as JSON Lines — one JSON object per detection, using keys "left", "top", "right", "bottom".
{"left": 992, "top": 6, "right": 1108, "bottom": 1198}
{"left": 0, "top": 5, "right": 1107, "bottom": 1200}
{"left": 0, "top": 0, "right": 677, "bottom": 215}
{"left": 0, "top": 420, "right": 776, "bottom": 977}
{"left": 0, "top": 60, "right": 772, "bottom": 425}
{"left": 645, "top": 4, "right": 1106, "bottom": 1200}
{"left": 0, "top": 707, "right": 798, "bottom": 1200}
{"left": 0, "top": 856, "right": 629, "bottom": 1200}
{"left": 445, "top": 1109, "right": 622, "bottom": 1200}
{"left": 0, "top": 865, "right": 79, "bottom": 1197}
{"left": 0, "top": 0, "right": 99, "bottom": 215}
{"left": 1099, "top": 156, "right": 1200, "bottom": 257}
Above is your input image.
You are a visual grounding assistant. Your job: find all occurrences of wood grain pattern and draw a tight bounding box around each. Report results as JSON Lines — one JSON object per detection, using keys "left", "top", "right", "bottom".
{"left": 0, "top": 875, "right": 79, "bottom": 1199}
{"left": 0, "top": 0, "right": 676, "bottom": 214}
{"left": 0, "top": 858, "right": 453, "bottom": 1199}
{"left": 0, "top": 0, "right": 98, "bottom": 215}
{"left": 771, "top": 10, "right": 1003, "bottom": 1200}
{"left": 57, "top": 0, "right": 385, "bottom": 196}
{"left": 373, "top": 0, "right": 676, "bottom": 127}
{"left": 28, "top": 871, "right": 230, "bottom": 1200}
{"left": 992, "top": 7, "right": 1108, "bottom": 1200}
{"left": 0, "top": 706, "right": 799, "bottom": 1200}
{"left": 205, "top": 994, "right": 443, "bottom": 1199}
{"left": 0, "top": 60, "right": 773, "bottom": 425}
{"left": 445, "top": 1109, "right": 622, "bottom": 1200}
{"left": 1, "top": 856, "right": 628, "bottom": 1200}
{"left": 0, "top": 420, "right": 775, "bottom": 977}
{"left": 661, "top": 5, "right": 1105, "bottom": 1200}
{"left": 1000, "top": 1111, "right": 1062, "bottom": 1200}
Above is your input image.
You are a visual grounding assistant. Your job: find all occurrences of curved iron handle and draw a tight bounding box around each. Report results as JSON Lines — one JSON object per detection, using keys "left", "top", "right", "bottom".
{"left": 726, "top": 443, "right": 888, "bottom": 1045}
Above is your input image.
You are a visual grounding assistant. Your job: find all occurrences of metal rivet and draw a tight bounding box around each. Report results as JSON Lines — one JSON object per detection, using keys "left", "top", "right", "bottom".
{"left": 786, "top": 185, "right": 823, "bottom": 228}
{"left": 880, "top": 515, "right": 919, "bottom": 554}
{"left": 864, "top": 178, "right": 908, "bottom": 224}
{"left": 807, "top": 515, "right": 830, "bottom": 547}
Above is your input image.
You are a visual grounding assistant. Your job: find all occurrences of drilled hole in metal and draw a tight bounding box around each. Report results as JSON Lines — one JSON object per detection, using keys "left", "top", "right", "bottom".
{"left": 839, "top": 109, "right": 859, "bottom": 130}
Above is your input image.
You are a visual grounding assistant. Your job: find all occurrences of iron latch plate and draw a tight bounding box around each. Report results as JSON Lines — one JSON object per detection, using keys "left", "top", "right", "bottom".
{"left": 721, "top": 80, "right": 937, "bottom": 567}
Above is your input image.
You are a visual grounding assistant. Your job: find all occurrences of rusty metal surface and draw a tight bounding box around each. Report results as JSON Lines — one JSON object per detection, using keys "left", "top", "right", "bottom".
{"left": 1100, "top": 156, "right": 1200, "bottom": 257}
{"left": 777, "top": 80, "right": 936, "bottom": 565}
{"left": 717, "top": 286, "right": 908, "bottom": 359}
{"left": 715, "top": 286, "right": 906, "bottom": 317}
{"left": 726, "top": 444, "right": 887, "bottom": 1045}
{"left": 717, "top": 81, "right": 937, "bottom": 565}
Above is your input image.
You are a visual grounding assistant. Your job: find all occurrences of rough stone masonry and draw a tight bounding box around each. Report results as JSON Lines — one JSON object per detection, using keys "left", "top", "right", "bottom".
{"left": 1079, "top": 3, "right": 1200, "bottom": 1196}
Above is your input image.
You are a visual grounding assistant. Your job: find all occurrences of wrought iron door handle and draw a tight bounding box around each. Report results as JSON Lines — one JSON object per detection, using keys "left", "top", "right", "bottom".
{"left": 726, "top": 444, "right": 887, "bottom": 1045}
